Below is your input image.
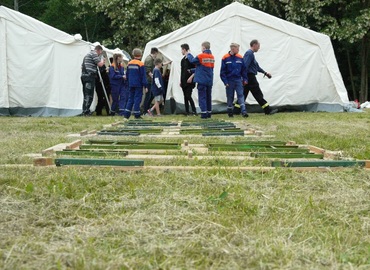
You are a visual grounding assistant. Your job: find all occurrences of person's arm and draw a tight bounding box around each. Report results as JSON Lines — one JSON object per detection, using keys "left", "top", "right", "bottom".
{"left": 187, "top": 73, "right": 195, "bottom": 84}
{"left": 109, "top": 66, "right": 123, "bottom": 80}
{"left": 243, "top": 52, "right": 253, "bottom": 83}
{"left": 241, "top": 58, "right": 248, "bottom": 84}
{"left": 141, "top": 65, "right": 148, "bottom": 90}
{"left": 154, "top": 70, "right": 162, "bottom": 89}
{"left": 144, "top": 56, "right": 153, "bottom": 78}
{"left": 220, "top": 58, "right": 228, "bottom": 86}
{"left": 187, "top": 53, "right": 200, "bottom": 65}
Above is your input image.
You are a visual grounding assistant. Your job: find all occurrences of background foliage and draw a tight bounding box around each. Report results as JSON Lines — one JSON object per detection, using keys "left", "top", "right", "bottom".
{"left": 1, "top": 0, "right": 369, "bottom": 101}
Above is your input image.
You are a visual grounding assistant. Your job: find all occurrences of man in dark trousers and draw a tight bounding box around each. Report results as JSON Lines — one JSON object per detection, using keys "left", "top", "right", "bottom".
{"left": 143, "top": 47, "right": 158, "bottom": 114}
{"left": 95, "top": 65, "right": 111, "bottom": 116}
{"left": 80, "top": 45, "right": 105, "bottom": 116}
{"left": 243, "top": 39, "right": 278, "bottom": 115}
{"left": 180, "top": 43, "right": 197, "bottom": 115}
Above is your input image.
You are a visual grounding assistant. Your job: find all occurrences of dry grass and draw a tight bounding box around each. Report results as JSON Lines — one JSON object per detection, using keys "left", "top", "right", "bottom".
{"left": 0, "top": 111, "right": 369, "bottom": 269}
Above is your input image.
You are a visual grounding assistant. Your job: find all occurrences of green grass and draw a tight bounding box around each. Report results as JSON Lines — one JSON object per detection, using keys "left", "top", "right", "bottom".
{"left": 0, "top": 111, "right": 369, "bottom": 269}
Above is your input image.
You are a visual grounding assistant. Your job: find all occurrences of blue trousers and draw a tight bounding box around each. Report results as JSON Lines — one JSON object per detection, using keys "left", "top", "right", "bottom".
{"left": 226, "top": 80, "right": 246, "bottom": 115}
{"left": 143, "top": 82, "right": 153, "bottom": 112}
{"left": 197, "top": 84, "right": 212, "bottom": 118}
{"left": 123, "top": 87, "right": 143, "bottom": 118}
{"left": 119, "top": 85, "right": 129, "bottom": 116}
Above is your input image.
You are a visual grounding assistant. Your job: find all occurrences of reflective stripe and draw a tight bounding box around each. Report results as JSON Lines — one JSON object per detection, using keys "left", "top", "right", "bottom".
{"left": 261, "top": 103, "right": 269, "bottom": 109}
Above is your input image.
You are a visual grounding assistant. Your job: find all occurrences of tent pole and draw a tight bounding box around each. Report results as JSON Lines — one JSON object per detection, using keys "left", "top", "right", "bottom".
{"left": 96, "top": 66, "right": 112, "bottom": 114}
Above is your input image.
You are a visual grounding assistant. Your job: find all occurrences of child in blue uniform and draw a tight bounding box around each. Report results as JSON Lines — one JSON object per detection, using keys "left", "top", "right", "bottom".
{"left": 123, "top": 48, "right": 148, "bottom": 119}
{"left": 109, "top": 53, "right": 128, "bottom": 116}
{"left": 147, "top": 58, "right": 164, "bottom": 116}
{"left": 187, "top": 41, "right": 215, "bottom": 119}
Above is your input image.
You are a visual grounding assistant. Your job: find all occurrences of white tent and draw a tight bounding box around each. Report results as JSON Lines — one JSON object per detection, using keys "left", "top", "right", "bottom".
{"left": 0, "top": 6, "right": 122, "bottom": 116}
{"left": 143, "top": 2, "right": 349, "bottom": 113}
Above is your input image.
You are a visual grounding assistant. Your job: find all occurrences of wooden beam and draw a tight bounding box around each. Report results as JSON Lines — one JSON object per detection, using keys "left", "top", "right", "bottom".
{"left": 55, "top": 158, "right": 144, "bottom": 167}
{"left": 65, "top": 140, "right": 82, "bottom": 150}
{"left": 271, "top": 160, "right": 366, "bottom": 168}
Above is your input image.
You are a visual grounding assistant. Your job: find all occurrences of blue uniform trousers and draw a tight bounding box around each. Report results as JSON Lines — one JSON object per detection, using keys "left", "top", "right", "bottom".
{"left": 123, "top": 87, "right": 143, "bottom": 118}
{"left": 119, "top": 85, "right": 129, "bottom": 116}
{"left": 226, "top": 80, "right": 246, "bottom": 115}
{"left": 197, "top": 84, "right": 212, "bottom": 119}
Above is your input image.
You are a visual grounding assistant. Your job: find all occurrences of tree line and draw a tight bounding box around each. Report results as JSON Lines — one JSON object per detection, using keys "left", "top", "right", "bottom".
{"left": 2, "top": 0, "right": 369, "bottom": 102}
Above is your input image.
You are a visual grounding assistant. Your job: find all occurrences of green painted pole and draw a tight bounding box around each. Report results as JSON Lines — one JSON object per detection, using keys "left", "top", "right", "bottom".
{"left": 55, "top": 158, "right": 144, "bottom": 167}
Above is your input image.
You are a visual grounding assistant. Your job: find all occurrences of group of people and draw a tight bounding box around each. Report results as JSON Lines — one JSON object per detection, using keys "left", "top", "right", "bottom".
{"left": 80, "top": 39, "right": 277, "bottom": 119}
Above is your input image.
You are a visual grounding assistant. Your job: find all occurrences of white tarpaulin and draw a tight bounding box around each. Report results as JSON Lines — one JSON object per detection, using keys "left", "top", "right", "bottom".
{"left": 143, "top": 2, "right": 349, "bottom": 113}
{"left": 0, "top": 6, "right": 123, "bottom": 116}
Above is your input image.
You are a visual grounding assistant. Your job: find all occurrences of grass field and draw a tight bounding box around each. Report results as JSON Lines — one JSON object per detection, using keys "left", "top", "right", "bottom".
{"left": 0, "top": 111, "right": 369, "bottom": 269}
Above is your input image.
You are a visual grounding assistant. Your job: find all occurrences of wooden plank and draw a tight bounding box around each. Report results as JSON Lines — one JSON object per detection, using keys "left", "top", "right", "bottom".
{"left": 33, "top": 157, "right": 54, "bottom": 166}
{"left": 209, "top": 147, "right": 309, "bottom": 153}
{"left": 271, "top": 160, "right": 366, "bottom": 168}
{"left": 202, "top": 131, "right": 245, "bottom": 136}
{"left": 253, "top": 153, "right": 323, "bottom": 159}
{"left": 56, "top": 150, "right": 128, "bottom": 157}
{"left": 232, "top": 140, "right": 287, "bottom": 145}
{"left": 86, "top": 140, "right": 180, "bottom": 146}
{"left": 55, "top": 158, "right": 144, "bottom": 167}
{"left": 80, "top": 144, "right": 181, "bottom": 150}
{"left": 65, "top": 140, "right": 82, "bottom": 150}
{"left": 97, "top": 131, "right": 140, "bottom": 136}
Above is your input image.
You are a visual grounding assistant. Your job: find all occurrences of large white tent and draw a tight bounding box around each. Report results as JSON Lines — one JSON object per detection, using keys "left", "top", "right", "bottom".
{"left": 0, "top": 6, "right": 125, "bottom": 116}
{"left": 143, "top": 2, "right": 349, "bottom": 113}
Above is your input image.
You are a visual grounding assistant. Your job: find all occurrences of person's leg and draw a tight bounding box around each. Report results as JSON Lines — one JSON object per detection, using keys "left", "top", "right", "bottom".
{"left": 182, "top": 87, "right": 190, "bottom": 114}
{"left": 82, "top": 77, "right": 95, "bottom": 115}
{"left": 206, "top": 85, "right": 212, "bottom": 118}
{"left": 143, "top": 83, "right": 153, "bottom": 113}
{"left": 197, "top": 84, "right": 207, "bottom": 119}
{"left": 123, "top": 87, "right": 135, "bottom": 118}
{"left": 118, "top": 85, "right": 127, "bottom": 116}
{"left": 247, "top": 74, "right": 274, "bottom": 114}
{"left": 133, "top": 87, "right": 143, "bottom": 118}
{"left": 226, "top": 82, "right": 235, "bottom": 117}
{"left": 110, "top": 86, "right": 119, "bottom": 114}
{"left": 154, "top": 101, "right": 161, "bottom": 115}
{"left": 95, "top": 79, "right": 104, "bottom": 115}
{"left": 235, "top": 80, "right": 247, "bottom": 117}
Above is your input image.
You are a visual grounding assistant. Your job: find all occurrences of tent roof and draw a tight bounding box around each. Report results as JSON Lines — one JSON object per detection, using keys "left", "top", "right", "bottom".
{"left": 143, "top": 2, "right": 348, "bottom": 112}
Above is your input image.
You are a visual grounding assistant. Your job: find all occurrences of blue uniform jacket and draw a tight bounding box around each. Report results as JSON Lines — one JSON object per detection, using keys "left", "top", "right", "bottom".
{"left": 126, "top": 59, "right": 148, "bottom": 88}
{"left": 109, "top": 64, "right": 126, "bottom": 88}
{"left": 187, "top": 49, "right": 215, "bottom": 86}
{"left": 243, "top": 49, "right": 266, "bottom": 82}
{"left": 220, "top": 52, "right": 247, "bottom": 85}
{"left": 151, "top": 67, "right": 164, "bottom": 97}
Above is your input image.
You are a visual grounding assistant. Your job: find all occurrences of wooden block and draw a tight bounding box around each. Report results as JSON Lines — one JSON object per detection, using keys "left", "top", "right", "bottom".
{"left": 184, "top": 140, "right": 189, "bottom": 146}
{"left": 34, "top": 157, "right": 54, "bottom": 166}
{"left": 286, "top": 141, "right": 296, "bottom": 146}
{"left": 308, "top": 145, "right": 325, "bottom": 154}
{"left": 365, "top": 160, "right": 370, "bottom": 169}
{"left": 80, "top": 130, "right": 88, "bottom": 136}
{"left": 88, "top": 130, "right": 97, "bottom": 135}
{"left": 66, "top": 140, "right": 82, "bottom": 150}
{"left": 42, "top": 143, "right": 69, "bottom": 156}
{"left": 255, "top": 131, "right": 263, "bottom": 136}
{"left": 188, "top": 150, "right": 193, "bottom": 158}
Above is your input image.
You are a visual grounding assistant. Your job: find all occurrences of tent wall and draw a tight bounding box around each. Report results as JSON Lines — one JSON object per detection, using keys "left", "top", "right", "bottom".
{"left": 0, "top": 6, "right": 90, "bottom": 116}
{"left": 144, "top": 2, "right": 349, "bottom": 113}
